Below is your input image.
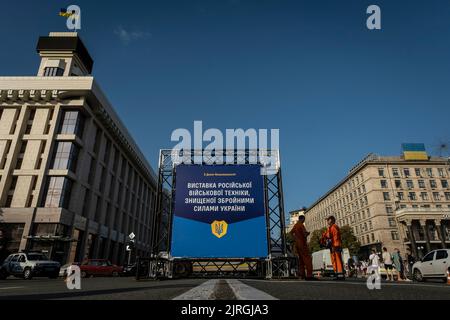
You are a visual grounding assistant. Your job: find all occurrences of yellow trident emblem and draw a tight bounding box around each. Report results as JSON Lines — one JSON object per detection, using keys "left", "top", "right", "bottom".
{"left": 211, "top": 220, "right": 228, "bottom": 239}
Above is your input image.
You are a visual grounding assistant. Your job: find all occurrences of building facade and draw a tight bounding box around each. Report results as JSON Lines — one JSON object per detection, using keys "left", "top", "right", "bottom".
{"left": 0, "top": 32, "right": 157, "bottom": 265}
{"left": 305, "top": 153, "right": 450, "bottom": 258}
{"left": 286, "top": 208, "right": 306, "bottom": 233}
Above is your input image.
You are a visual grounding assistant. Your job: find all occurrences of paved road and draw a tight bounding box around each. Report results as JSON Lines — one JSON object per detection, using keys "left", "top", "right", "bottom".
{"left": 241, "top": 278, "right": 450, "bottom": 300}
{"left": 0, "top": 277, "right": 449, "bottom": 300}
{"left": 0, "top": 277, "right": 206, "bottom": 300}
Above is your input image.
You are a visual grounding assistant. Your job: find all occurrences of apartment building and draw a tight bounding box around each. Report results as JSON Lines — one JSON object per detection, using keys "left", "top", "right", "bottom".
{"left": 305, "top": 152, "right": 450, "bottom": 258}
{"left": 286, "top": 208, "right": 306, "bottom": 233}
{"left": 0, "top": 32, "right": 157, "bottom": 264}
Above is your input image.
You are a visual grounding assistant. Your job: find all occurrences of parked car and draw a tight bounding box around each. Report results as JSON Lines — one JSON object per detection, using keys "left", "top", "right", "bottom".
{"left": 79, "top": 259, "right": 123, "bottom": 278}
{"left": 412, "top": 249, "right": 449, "bottom": 282}
{"left": 0, "top": 252, "right": 60, "bottom": 280}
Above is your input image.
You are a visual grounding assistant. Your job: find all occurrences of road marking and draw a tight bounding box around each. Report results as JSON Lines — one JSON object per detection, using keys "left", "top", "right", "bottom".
{"left": 173, "top": 279, "right": 218, "bottom": 300}
{"left": 243, "top": 279, "right": 450, "bottom": 289}
{"left": 226, "top": 279, "right": 278, "bottom": 300}
{"left": 0, "top": 286, "right": 24, "bottom": 290}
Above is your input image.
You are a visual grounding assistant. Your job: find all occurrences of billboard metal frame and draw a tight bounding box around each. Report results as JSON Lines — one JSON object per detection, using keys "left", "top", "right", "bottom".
{"left": 138, "top": 149, "right": 295, "bottom": 279}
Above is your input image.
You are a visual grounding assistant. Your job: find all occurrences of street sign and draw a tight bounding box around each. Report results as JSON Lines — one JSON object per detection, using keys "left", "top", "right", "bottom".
{"left": 128, "top": 232, "right": 135, "bottom": 240}
{"left": 126, "top": 245, "right": 131, "bottom": 252}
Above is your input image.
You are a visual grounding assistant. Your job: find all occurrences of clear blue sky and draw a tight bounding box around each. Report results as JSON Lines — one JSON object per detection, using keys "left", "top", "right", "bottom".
{"left": 1, "top": 0, "right": 450, "bottom": 213}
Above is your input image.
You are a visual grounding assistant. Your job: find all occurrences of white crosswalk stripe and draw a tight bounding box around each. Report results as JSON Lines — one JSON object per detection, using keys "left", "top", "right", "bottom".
{"left": 173, "top": 279, "right": 278, "bottom": 300}
{"left": 226, "top": 279, "right": 278, "bottom": 300}
{"left": 173, "top": 279, "right": 218, "bottom": 300}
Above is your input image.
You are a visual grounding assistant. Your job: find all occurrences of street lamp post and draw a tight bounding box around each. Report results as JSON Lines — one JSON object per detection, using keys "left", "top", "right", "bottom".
{"left": 417, "top": 245, "right": 425, "bottom": 259}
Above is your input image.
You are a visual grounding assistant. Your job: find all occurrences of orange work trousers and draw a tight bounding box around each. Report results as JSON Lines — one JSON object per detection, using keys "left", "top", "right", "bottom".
{"left": 330, "top": 250, "right": 344, "bottom": 274}
{"left": 296, "top": 246, "right": 313, "bottom": 278}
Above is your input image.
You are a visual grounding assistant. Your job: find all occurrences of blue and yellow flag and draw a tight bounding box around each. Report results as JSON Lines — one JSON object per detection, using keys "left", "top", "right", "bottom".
{"left": 402, "top": 143, "right": 428, "bottom": 160}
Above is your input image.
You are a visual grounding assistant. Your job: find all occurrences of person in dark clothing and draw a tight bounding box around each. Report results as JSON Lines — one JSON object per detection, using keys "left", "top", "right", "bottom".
{"left": 406, "top": 250, "right": 416, "bottom": 279}
{"left": 347, "top": 257, "right": 356, "bottom": 277}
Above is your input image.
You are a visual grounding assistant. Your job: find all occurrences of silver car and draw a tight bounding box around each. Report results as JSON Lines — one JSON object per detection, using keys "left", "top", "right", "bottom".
{"left": 0, "top": 252, "right": 60, "bottom": 280}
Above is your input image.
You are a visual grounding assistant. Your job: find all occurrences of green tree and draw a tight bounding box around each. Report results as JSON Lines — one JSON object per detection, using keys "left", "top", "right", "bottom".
{"left": 285, "top": 230, "right": 295, "bottom": 254}
{"left": 340, "top": 225, "right": 360, "bottom": 256}
{"left": 308, "top": 228, "right": 326, "bottom": 253}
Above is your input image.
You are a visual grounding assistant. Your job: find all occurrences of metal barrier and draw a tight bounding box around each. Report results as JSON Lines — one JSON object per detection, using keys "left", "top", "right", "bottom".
{"left": 136, "top": 255, "right": 299, "bottom": 280}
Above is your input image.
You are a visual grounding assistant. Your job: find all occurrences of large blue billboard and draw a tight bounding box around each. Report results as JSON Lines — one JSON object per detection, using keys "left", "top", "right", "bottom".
{"left": 171, "top": 164, "right": 268, "bottom": 258}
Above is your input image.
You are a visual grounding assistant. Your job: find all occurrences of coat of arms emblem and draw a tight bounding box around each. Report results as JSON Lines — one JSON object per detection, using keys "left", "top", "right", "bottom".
{"left": 211, "top": 220, "right": 228, "bottom": 238}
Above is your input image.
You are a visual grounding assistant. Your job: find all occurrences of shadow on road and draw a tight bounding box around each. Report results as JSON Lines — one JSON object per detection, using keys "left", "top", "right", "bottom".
{"left": 0, "top": 283, "right": 196, "bottom": 300}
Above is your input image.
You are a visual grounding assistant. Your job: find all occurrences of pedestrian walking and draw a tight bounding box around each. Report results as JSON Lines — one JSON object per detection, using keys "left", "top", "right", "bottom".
{"left": 369, "top": 250, "right": 381, "bottom": 280}
{"left": 361, "top": 260, "right": 368, "bottom": 276}
{"left": 382, "top": 247, "right": 394, "bottom": 281}
{"left": 392, "top": 248, "right": 404, "bottom": 281}
{"left": 406, "top": 250, "right": 416, "bottom": 280}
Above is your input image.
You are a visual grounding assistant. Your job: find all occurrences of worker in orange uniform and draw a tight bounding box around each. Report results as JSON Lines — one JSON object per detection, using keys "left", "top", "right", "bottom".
{"left": 322, "top": 215, "right": 345, "bottom": 280}
{"left": 290, "top": 214, "right": 315, "bottom": 280}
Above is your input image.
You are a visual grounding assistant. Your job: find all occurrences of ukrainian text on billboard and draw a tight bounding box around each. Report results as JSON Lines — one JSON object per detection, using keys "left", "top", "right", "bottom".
{"left": 171, "top": 164, "right": 268, "bottom": 258}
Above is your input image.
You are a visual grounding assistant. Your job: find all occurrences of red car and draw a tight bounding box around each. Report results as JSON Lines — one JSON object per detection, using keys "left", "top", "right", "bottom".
{"left": 79, "top": 259, "right": 123, "bottom": 278}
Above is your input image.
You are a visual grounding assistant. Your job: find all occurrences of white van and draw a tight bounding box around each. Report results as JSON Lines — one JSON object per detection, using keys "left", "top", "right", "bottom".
{"left": 312, "top": 248, "right": 350, "bottom": 277}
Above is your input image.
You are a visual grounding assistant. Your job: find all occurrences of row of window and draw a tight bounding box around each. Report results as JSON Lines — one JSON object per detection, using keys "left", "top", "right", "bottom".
{"left": 383, "top": 191, "right": 450, "bottom": 201}
{"left": 314, "top": 173, "right": 365, "bottom": 212}
{"left": 380, "top": 179, "right": 449, "bottom": 189}
{"left": 379, "top": 167, "right": 448, "bottom": 179}
{"left": 310, "top": 201, "right": 450, "bottom": 233}
{"left": 358, "top": 231, "right": 399, "bottom": 246}
{"left": 310, "top": 177, "right": 450, "bottom": 227}
{"left": 76, "top": 120, "right": 155, "bottom": 236}
{"left": 340, "top": 208, "right": 371, "bottom": 226}
{"left": 355, "top": 220, "right": 374, "bottom": 234}
{"left": 309, "top": 166, "right": 449, "bottom": 229}
{"left": 311, "top": 192, "right": 369, "bottom": 226}
{"left": 43, "top": 67, "right": 64, "bottom": 77}
{"left": 389, "top": 204, "right": 450, "bottom": 212}
{"left": 0, "top": 107, "right": 55, "bottom": 136}
{"left": 360, "top": 233, "right": 376, "bottom": 245}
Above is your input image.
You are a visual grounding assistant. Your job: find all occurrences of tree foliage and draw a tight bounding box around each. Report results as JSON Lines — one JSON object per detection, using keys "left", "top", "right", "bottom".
{"left": 308, "top": 228, "right": 326, "bottom": 253}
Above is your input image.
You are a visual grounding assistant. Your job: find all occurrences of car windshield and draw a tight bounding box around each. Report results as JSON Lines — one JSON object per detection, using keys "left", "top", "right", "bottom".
{"left": 27, "top": 253, "right": 49, "bottom": 261}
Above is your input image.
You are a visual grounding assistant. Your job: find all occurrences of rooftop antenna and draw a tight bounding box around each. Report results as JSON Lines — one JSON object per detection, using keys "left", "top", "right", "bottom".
{"left": 432, "top": 138, "right": 450, "bottom": 157}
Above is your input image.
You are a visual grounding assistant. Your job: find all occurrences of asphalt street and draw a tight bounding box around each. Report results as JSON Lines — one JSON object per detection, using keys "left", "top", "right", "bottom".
{"left": 0, "top": 277, "right": 449, "bottom": 300}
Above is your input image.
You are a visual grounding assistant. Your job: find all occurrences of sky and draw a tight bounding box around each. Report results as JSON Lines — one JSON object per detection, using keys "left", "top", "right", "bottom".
{"left": 1, "top": 0, "right": 450, "bottom": 213}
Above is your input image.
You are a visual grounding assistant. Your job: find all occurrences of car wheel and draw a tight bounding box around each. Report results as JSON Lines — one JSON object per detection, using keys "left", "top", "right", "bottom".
{"left": 23, "top": 268, "right": 33, "bottom": 280}
{"left": 413, "top": 269, "right": 423, "bottom": 282}
{"left": 81, "top": 271, "right": 88, "bottom": 278}
{"left": 112, "top": 271, "right": 119, "bottom": 277}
